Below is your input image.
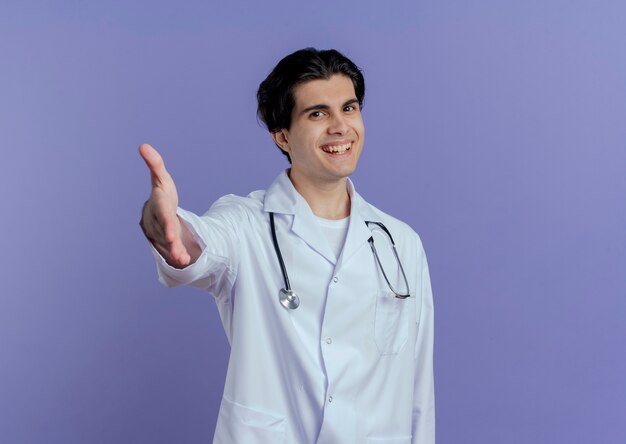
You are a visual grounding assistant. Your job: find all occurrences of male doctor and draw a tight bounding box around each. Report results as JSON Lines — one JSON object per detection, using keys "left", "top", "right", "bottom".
{"left": 139, "top": 48, "right": 435, "bottom": 443}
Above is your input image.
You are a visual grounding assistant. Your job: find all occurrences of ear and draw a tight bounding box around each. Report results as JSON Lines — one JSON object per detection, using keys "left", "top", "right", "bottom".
{"left": 271, "top": 130, "right": 291, "bottom": 155}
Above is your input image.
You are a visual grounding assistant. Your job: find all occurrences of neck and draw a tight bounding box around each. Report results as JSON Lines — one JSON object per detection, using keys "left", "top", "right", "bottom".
{"left": 288, "top": 170, "right": 351, "bottom": 220}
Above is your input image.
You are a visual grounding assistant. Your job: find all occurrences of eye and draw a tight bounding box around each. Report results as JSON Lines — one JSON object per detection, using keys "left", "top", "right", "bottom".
{"left": 344, "top": 104, "right": 357, "bottom": 112}
{"left": 309, "top": 111, "right": 324, "bottom": 119}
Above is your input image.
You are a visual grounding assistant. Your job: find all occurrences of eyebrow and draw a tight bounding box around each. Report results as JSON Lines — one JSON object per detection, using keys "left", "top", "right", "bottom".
{"left": 299, "top": 98, "right": 359, "bottom": 116}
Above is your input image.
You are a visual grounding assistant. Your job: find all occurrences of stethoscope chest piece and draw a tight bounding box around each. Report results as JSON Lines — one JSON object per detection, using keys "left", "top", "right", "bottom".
{"left": 279, "top": 288, "right": 300, "bottom": 310}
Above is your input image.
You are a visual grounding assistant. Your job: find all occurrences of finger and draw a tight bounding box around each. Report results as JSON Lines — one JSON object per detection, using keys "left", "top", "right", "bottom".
{"left": 161, "top": 215, "right": 191, "bottom": 267}
{"left": 153, "top": 208, "right": 177, "bottom": 240}
{"left": 141, "top": 218, "right": 168, "bottom": 253}
{"left": 152, "top": 239, "right": 173, "bottom": 262}
{"left": 141, "top": 219, "right": 170, "bottom": 255}
{"left": 151, "top": 233, "right": 189, "bottom": 268}
{"left": 138, "top": 143, "right": 169, "bottom": 187}
{"left": 169, "top": 238, "right": 191, "bottom": 267}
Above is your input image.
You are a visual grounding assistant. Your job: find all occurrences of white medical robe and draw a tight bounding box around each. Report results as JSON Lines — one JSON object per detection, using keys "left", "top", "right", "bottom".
{"left": 150, "top": 171, "right": 435, "bottom": 444}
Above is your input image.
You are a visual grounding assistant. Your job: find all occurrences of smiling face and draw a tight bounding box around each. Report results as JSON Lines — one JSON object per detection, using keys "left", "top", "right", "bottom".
{"left": 272, "top": 74, "right": 365, "bottom": 191}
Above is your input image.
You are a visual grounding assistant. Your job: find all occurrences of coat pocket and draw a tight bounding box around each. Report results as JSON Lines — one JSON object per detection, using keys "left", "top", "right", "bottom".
{"left": 214, "top": 396, "right": 286, "bottom": 444}
{"left": 374, "top": 292, "right": 411, "bottom": 355}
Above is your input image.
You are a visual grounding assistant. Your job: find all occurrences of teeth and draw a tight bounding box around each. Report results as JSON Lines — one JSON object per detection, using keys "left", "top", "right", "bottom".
{"left": 321, "top": 143, "right": 351, "bottom": 154}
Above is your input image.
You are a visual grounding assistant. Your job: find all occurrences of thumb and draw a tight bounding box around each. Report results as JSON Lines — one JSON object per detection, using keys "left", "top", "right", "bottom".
{"left": 138, "top": 143, "right": 170, "bottom": 187}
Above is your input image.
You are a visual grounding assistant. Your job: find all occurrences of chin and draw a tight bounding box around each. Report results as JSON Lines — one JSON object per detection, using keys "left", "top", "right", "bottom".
{"left": 333, "top": 166, "right": 358, "bottom": 179}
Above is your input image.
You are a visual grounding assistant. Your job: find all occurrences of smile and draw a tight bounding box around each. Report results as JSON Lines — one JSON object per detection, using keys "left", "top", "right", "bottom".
{"left": 321, "top": 142, "right": 351, "bottom": 154}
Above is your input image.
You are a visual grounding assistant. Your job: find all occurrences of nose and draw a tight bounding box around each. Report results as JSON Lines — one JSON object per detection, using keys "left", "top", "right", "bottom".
{"left": 327, "top": 113, "right": 349, "bottom": 135}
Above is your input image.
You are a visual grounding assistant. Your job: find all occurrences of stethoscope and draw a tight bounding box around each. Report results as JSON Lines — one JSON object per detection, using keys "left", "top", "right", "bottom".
{"left": 269, "top": 212, "right": 411, "bottom": 310}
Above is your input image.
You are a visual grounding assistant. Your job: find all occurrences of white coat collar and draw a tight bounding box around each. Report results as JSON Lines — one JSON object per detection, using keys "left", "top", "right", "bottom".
{"left": 263, "top": 170, "right": 381, "bottom": 267}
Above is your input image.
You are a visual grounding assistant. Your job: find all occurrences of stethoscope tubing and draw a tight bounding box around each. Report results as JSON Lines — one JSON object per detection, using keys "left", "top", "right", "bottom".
{"left": 269, "top": 212, "right": 291, "bottom": 291}
{"left": 269, "top": 212, "right": 412, "bottom": 309}
{"left": 365, "top": 221, "right": 411, "bottom": 299}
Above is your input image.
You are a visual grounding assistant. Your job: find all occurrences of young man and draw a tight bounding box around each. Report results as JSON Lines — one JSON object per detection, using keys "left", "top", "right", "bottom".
{"left": 139, "top": 48, "right": 435, "bottom": 444}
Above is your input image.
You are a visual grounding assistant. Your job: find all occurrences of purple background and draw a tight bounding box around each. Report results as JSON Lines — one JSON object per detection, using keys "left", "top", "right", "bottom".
{"left": 2, "top": 0, "right": 625, "bottom": 443}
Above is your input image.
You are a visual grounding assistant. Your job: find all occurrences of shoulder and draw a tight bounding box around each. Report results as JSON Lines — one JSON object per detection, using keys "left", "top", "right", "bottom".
{"left": 203, "top": 190, "right": 266, "bottom": 223}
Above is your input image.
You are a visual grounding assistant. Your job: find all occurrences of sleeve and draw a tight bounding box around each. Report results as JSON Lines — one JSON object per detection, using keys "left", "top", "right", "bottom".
{"left": 412, "top": 240, "right": 436, "bottom": 444}
{"left": 148, "top": 196, "right": 245, "bottom": 302}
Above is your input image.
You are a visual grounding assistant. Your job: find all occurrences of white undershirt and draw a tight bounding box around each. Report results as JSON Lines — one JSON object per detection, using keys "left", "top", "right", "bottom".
{"left": 314, "top": 215, "right": 350, "bottom": 261}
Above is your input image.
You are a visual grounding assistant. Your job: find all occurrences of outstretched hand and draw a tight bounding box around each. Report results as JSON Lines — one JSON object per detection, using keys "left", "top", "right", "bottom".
{"left": 139, "top": 143, "right": 200, "bottom": 268}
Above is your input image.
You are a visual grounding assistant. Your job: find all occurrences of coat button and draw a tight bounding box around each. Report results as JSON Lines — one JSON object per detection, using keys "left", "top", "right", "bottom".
{"left": 328, "top": 395, "right": 333, "bottom": 403}
{"left": 332, "top": 276, "right": 339, "bottom": 283}
{"left": 325, "top": 338, "right": 332, "bottom": 344}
